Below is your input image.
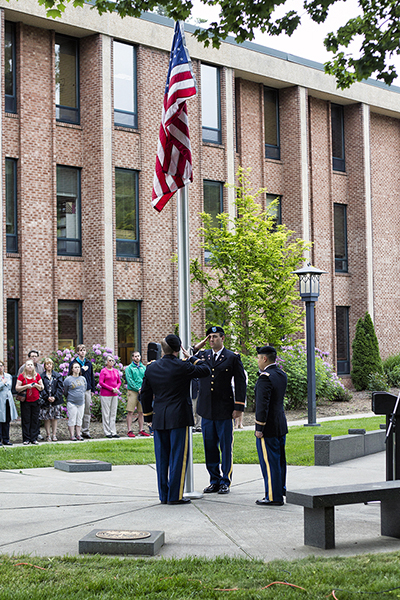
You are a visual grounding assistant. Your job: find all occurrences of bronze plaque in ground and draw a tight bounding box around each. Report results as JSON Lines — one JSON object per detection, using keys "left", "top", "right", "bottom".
{"left": 96, "top": 530, "right": 151, "bottom": 540}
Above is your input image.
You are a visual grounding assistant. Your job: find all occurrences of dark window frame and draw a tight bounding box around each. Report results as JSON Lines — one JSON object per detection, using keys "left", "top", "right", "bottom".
{"left": 336, "top": 306, "right": 350, "bottom": 375}
{"left": 117, "top": 299, "right": 142, "bottom": 363}
{"left": 58, "top": 300, "right": 83, "bottom": 349}
{"left": 266, "top": 193, "right": 282, "bottom": 225}
{"left": 57, "top": 165, "right": 82, "bottom": 257}
{"left": 5, "top": 21, "right": 17, "bottom": 114}
{"left": 331, "top": 103, "right": 345, "bottom": 172}
{"left": 201, "top": 64, "right": 222, "bottom": 144}
{"left": 113, "top": 40, "right": 138, "bottom": 129}
{"left": 7, "top": 298, "right": 19, "bottom": 378}
{"left": 55, "top": 34, "right": 80, "bottom": 125}
{"left": 6, "top": 158, "right": 18, "bottom": 253}
{"left": 264, "top": 86, "right": 280, "bottom": 160}
{"left": 203, "top": 180, "right": 223, "bottom": 263}
{"left": 115, "top": 167, "right": 140, "bottom": 258}
{"left": 334, "top": 203, "right": 348, "bottom": 273}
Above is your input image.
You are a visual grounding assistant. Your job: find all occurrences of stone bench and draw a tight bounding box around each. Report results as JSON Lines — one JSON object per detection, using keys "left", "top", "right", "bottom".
{"left": 314, "top": 428, "right": 385, "bottom": 466}
{"left": 286, "top": 481, "right": 400, "bottom": 549}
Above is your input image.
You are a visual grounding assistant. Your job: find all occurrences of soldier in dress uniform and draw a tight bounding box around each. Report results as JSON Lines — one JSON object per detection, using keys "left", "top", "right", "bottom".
{"left": 254, "top": 345, "right": 288, "bottom": 506}
{"left": 140, "top": 334, "right": 210, "bottom": 505}
{"left": 193, "top": 326, "right": 247, "bottom": 495}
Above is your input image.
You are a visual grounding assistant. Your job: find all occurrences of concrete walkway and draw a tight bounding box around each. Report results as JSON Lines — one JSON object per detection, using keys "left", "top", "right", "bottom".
{"left": 1, "top": 448, "right": 399, "bottom": 561}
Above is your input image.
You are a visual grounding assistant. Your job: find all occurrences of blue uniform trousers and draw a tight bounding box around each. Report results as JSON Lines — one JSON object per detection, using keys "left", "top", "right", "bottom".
{"left": 256, "top": 435, "right": 286, "bottom": 503}
{"left": 201, "top": 417, "right": 234, "bottom": 487}
{"left": 153, "top": 426, "right": 189, "bottom": 503}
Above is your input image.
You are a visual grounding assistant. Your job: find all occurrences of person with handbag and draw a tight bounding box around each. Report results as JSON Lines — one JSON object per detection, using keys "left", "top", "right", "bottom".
{"left": 15, "top": 359, "right": 44, "bottom": 445}
{"left": 39, "top": 358, "right": 64, "bottom": 442}
{"left": 0, "top": 360, "right": 18, "bottom": 446}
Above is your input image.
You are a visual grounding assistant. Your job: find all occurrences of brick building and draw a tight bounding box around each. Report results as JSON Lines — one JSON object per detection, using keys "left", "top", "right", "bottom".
{"left": 1, "top": 0, "right": 400, "bottom": 380}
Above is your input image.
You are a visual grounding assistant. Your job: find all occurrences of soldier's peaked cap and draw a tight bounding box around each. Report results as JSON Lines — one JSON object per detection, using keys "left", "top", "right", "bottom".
{"left": 206, "top": 326, "right": 225, "bottom": 336}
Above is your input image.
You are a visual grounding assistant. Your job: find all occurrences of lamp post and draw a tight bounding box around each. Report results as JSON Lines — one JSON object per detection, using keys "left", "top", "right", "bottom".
{"left": 292, "top": 263, "right": 326, "bottom": 426}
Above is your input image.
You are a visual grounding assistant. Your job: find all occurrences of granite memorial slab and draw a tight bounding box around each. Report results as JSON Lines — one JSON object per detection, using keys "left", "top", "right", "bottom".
{"left": 54, "top": 459, "right": 112, "bottom": 472}
{"left": 79, "top": 529, "right": 165, "bottom": 556}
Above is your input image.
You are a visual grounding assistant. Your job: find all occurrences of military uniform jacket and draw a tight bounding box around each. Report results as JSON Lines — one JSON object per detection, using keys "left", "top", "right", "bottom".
{"left": 196, "top": 348, "right": 247, "bottom": 420}
{"left": 140, "top": 354, "right": 211, "bottom": 430}
{"left": 255, "top": 364, "right": 288, "bottom": 437}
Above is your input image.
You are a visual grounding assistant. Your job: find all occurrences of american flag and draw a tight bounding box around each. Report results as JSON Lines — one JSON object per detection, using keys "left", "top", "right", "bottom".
{"left": 152, "top": 21, "right": 197, "bottom": 212}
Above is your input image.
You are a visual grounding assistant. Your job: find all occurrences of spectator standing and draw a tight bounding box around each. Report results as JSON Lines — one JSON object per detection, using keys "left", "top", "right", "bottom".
{"left": 15, "top": 359, "right": 44, "bottom": 445}
{"left": 39, "top": 358, "right": 64, "bottom": 442}
{"left": 18, "top": 350, "right": 44, "bottom": 376}
{"left": 64, "top": 362, "right": 87, "bottom": 441}
{"left": 99, "top": 355, "right": 121, "bottom": 438}
{"left": 69, "top": 344, "right": 95, "bottom": 439}
{"left": 0, "top": 360, "right": 17, "bottom": 446}
{"left": 125, "top": 351, "right": 150, "bottom": 437}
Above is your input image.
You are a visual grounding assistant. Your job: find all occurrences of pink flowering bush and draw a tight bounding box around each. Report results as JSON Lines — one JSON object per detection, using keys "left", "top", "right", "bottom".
{"left": 47, "top": 345, "right": 127, "bottom": 421}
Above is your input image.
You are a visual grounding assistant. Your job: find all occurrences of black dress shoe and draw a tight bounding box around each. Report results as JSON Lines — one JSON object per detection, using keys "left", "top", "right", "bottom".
{"left": 218, "top": 484, "right": 230, "bottom": 494}
{"left": 106, "top": 434, "right": 113, "bottom": 438}
{"left": 112, "top": 434, "right": 120, "bottom": 438}
{"left": 160, "top": 500, "right": 167, "bottom": 504}
{"left": 203, "top": 484, "right": 220, "bottom": 493}
{"left": 255, "top": 498, "right": 284, "bottom": 506}
{"left": 82, "top": 432, "right": 92, "bottom": 439}
{"left": 167, "top": 497, "right": 191, "bottom": 505}
{"left": 2, "top": 441, "right": 13, "bottom": 446}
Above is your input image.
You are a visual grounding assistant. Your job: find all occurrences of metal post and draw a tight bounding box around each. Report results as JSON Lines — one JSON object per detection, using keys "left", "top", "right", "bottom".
{"left": 305, "top": 300, "right": 319, "bottom": 427}
{"left": 177, "top": 186, "right": 202, "bottom": 498}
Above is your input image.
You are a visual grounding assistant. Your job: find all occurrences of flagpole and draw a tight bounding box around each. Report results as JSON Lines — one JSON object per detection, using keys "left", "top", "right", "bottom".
{"left": 177, "top": 184, "right": 202, "bottom": 499}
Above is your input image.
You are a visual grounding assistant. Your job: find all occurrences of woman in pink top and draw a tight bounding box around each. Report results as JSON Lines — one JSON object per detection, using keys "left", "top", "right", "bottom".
{"left": 99, "top": 355, "right": 121, "bottom": 438}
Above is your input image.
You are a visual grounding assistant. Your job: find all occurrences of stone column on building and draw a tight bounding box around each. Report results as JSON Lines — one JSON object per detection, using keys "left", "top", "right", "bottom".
{"left": 299, "top": 86, "right": 310, "bottom": 258}
{"left": 225, "top": 67, "right": 235, "bottom": 223}
{"left": 0, "top": 12, "right": 4, "bottom": 361}
{"left": 362, "top": 103, "right": 374, "bottom": 319}
{"left": 101, "top": 34, "right": 115, "bottom": 350}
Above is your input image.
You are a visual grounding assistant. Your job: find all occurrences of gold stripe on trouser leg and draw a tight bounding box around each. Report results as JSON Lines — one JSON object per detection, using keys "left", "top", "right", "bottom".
{"left": 261, "top": 437, "right": 273, "bottom": 501}
{"left": 178, "top": 427, "right": 189, "bottom": 499}
{"left": 227, "top": 419, "right": 234, "bottom": 482}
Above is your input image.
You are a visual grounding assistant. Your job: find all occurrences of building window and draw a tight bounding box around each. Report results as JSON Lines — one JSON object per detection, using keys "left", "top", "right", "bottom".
{"left": 6, "top": 158, "right": 18, "bottom": 253}
{"left": 334, "top": 203, "right": 348, "bottom": 272}
{"left": 55, "top": 34, "right": 79, "bottom": 124}
{"left": 5, "top": 21, "right": 16, "bottom": 113}
{"left": 57, "top": 166, "right": 81, "bottom": 256}
{"left": 58, "top": 300, "right": 82, "bottom": 349}
{"left": 201, "top": 64, "right": 221, "bottom": 144}
{"left": 117, "top": 300, "right": 141, "bottom": 365}
{"left": 264, "top": 87, "right": 280, "bottom": 160}
{"left": 331, "top": 103, "right": 345, "bottom": 172}
{"left": 113, "top": 41, "right": 137, "bottom": 128}
{"left": 336, "top": 306, "right": 350, "bottom": 375}
{"left": 204, "top": 180, "right": 223, "bottom": 263}
{"left": 7, "top": 299, "right": 19, "bottom": 376}
{"left": 266, "top": 193, "right": 282, "bottom": 225}
{"left": 115, "top": 168, "right": 139, "bottom": 257}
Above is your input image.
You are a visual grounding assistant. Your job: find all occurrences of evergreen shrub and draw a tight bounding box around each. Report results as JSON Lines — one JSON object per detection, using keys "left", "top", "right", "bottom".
{"left": 351, "top": 313, "right": 383, "bottom": 391}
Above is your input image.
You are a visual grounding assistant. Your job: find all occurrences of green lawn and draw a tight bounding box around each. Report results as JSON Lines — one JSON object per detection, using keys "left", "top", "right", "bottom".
{"left": 0, "top": 416, "right": 383, "bottom": 470}
{"left": 1, "top": 552, "right": 400, "bottom": 599}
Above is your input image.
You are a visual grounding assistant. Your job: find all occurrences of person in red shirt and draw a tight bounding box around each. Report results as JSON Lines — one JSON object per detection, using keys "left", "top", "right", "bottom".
{"left": 15, "top": 359, "right": 44, "bottom": 445}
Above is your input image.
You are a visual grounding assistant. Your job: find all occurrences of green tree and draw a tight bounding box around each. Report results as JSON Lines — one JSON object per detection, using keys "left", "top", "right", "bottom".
{"left": 38, "top": 0, "right": 400, "bottom": 89}
{"left": 351, "top": 312, "right": 383, "bottom": 391}
{"left": 190, "top": 168, "right": 310, "bottom": 354}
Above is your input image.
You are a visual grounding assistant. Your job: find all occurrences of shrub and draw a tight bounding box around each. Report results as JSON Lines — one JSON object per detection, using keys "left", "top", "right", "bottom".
{"left": 383, "top": 354, "right": 400, "bottom": 387}
{"left": 46, "top": 345, "right": 127, "bottom": 421}
{"left": 277, "top": 345, "right": 351, "bottom": 410}
{"left": 351, "top": 312, "right": 383, "bottom": 391}
{"left": 367, "top": 372, "right": 389, "bottom": 392}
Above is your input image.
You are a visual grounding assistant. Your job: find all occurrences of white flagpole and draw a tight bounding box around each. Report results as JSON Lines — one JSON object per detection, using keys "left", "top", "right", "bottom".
{"left": 177, "top": 184, "right": 202, "bottom": 498}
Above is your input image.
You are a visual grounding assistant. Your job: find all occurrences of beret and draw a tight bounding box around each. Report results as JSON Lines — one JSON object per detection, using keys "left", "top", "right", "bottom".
{"left": 206, "top": 325, "right": 225, "bottom": 336}
{"left": 256, "top": 345, "right": 277, "bottom": 355}
{"left": 165, "top": 334, "right": 181, "bottom": 352}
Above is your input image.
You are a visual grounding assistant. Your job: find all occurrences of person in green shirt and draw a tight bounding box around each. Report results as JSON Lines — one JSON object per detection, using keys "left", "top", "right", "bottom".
{"left": 125, "top": 351, "right": 150, "bottom": 437}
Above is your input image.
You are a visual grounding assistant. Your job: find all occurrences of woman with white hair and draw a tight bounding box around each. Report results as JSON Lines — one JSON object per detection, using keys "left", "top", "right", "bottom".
{"left": 0, "top": 360, "right": 18, "bottom": 446}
